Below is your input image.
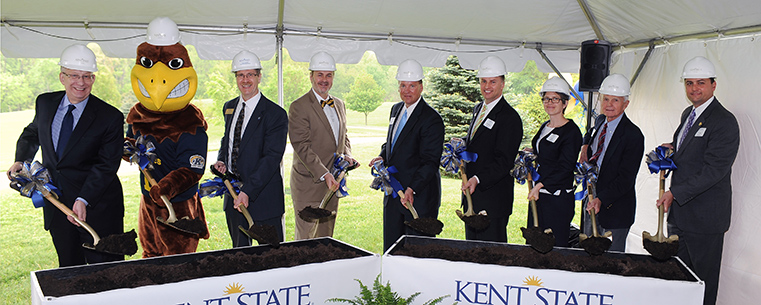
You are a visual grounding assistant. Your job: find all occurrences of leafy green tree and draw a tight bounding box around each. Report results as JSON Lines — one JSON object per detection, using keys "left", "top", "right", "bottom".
{"left": 345, "top": 73, "right": 385, "bottom": 125}
{"left": 426, "top": 56, "right": 480, "bottom": 141}
{"left": 259, "top": 49, "right": 311, "bottom": 110}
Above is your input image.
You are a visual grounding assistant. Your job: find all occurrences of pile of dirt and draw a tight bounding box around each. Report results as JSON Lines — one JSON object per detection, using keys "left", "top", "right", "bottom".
{"left": 38, "top": 243, "right": 362, "bottom": 297}
{"left": 393, "top": 243, "right": 693, "bottom": 281}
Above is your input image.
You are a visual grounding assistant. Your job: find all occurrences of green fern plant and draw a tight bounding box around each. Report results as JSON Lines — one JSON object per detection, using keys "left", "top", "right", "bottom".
{"left": 327, "top": 275, "right": 450, "bottom": 305}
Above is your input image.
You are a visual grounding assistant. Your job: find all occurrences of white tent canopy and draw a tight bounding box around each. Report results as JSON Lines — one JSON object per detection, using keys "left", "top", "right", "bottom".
{"left": 2, "top": 1, "right": 761, "bottom": 304}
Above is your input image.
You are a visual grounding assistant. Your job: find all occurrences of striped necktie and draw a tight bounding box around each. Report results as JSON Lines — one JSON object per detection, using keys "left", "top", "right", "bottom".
{"left": 589, "top": 122, "right": 608, "bottom": 165}
{"left": 231, "top": 102, "right": 246, "bottom": 174}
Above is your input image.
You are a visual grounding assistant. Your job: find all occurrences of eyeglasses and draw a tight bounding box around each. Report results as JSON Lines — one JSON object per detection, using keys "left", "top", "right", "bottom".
{"left": 235, "top": 72, "right": 259, "bottom": 79}
{"left": 61, "top": 72, "right": 95, "bottom": 82}
{"left": 542, "top": 97, "right": 563, "bottom": 104}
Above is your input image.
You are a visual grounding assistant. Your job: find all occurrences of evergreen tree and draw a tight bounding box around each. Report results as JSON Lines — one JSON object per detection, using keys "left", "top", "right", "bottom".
{"left": 425, "top": 56, "right": 480, "bottom": 141}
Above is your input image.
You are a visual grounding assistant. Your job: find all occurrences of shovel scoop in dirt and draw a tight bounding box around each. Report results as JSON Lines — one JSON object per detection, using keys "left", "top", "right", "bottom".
{"left": 10, "top": 161, "right": 137, "bottom": 256}
{"left": 440, "top": 138, "right": 489, "bottom": 231}
{"left": 401, "top": 189, "right": 444, "bottom": 236}
{"left": 203, "top": 166, "right": 280, "bottom": 247}
{"left": 511, "top": 151, "right": 555, "bottom": 253}
{"left": 299, "top": 154, "right": 359, "bottom": 222}
{"left": 642, "top": 147, "right": 679, "bottom": 261}
{"left": 579, "top": 180, "right": 612, "bottom": 256}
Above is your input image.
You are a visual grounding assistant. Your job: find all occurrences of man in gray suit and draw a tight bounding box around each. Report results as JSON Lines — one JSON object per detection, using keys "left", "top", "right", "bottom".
{"left": 657, "top": 56, "right": 739, "bottom": 305}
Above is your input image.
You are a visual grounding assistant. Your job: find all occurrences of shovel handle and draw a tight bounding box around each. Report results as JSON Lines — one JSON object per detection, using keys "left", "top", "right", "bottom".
{"left": 586, "top": 181, "right": 601, "bottom": 237}
{"left": 223, "top": 180, "right": 254, "bottom": 227}
{"left": 398, "top": 190, "right": 420, "bottom": 219}
{"left": 44, "top": 194, "right": 101, "bottom": 245}
{"left": 308, "top": 171, "right": 347, "bottom": 239}
{"left": 527, "top": 172, "right": 540, "bottom": 228}
{"left": 656, "top": 169, "right": 666, "bottom": 242}
{"left": 459, "top": 164, "right": 475, "bottom": 216}
{"left": 140, "top": 167, "right": 178, "bottom": 223}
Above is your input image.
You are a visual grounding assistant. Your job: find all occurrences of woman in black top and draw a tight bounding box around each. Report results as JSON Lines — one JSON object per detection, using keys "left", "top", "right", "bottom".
{"left": 527, "top": 77, "right": 582, "bottom": 247}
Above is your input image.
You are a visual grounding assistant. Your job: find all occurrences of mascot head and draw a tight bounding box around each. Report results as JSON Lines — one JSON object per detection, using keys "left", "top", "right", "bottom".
{"left": 131, "top": 17, "right": 198, "bottom": 112}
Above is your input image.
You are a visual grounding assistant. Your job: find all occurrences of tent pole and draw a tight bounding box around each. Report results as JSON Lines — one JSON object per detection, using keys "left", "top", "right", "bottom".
{"left": 576, "top": 0, "right": 607, "bottom": 41}
{"left": 535, "top": 43, "right": 582, "bottom": 103}
{"left": 629, "top": 40, "right": 655, "bottom": 88}
{"left": 276, "top": 0, "right": 285, "bottom": 108}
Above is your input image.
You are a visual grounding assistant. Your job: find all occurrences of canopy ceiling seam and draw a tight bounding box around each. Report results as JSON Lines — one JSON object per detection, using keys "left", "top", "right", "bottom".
{"left": 576, "top": 0, "right": 607, "bottom": 41}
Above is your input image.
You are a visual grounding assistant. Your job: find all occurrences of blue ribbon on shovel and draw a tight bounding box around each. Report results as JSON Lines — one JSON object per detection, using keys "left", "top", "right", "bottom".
{"left": 574, "top": 161, "right": 598, "bottom": 201}
{"left": 123, "top": 136, "right": 157, "bottom": 170}
{"left": 511, "top": 151, "right": 540, "bottom": 184}
{"left": 646, "top": 146, "right": 677, "bottom": 177}
{"left": 440, "top": 138, "right": 478, "bottom": 174}
{"left": 370, "top": 160, "right": 405, "bottom": 198}
{"left": 199, "top": 177, "right": 242, "bottom": 198}
{"left": 331, "top": 153, "right": 353, "bottom": 197}
{"left": 9, "top": 161, "right": 62, "bottom": 208}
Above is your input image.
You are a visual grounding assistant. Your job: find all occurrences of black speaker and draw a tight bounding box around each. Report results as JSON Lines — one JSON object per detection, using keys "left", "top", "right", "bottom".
{"left": 579, "top": 39, "right": 612, "bottom": 92}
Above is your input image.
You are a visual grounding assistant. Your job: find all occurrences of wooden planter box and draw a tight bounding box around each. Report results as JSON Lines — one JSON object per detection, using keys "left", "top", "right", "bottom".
{"left": 31, "top": 237, "right": 380, "bottom": 305}
{"left": 383, "top": 236, "right": 703, "bottom": 305}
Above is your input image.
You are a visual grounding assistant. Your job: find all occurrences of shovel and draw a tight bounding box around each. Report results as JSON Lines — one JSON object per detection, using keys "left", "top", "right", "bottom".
{"left": 520, "top": 172, "right": 555, "bottom": 253}
{"left": 210, "top": 166, "right": 280, "bottom": 247}
{"left": 141, "top": 168, "right": 206, "bottom": 236}
{"left": 400, "top": 190, "right": 444, "bottom": 236}
{"left": 642, "top": 169, "right": 679, "bottom": 260}
{"left": 579, "top": 181, "right": 612, "bottom": 256}
{"left": 455, "top": 164, "right": 489, "bottom": 231}
{"left": 306, "top": 171, "right": 347, "bottom": 239}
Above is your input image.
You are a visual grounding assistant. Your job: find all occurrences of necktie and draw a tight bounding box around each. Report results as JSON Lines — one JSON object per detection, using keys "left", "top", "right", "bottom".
{"left": 231, "top": 102, "right": 246, "bottom": 174}
{"left": 57, "top": 105, "right": 75, "bottom": 159}
{"left": 391, "top": 109, "right": 408, "bottom": 152}
{"left": 321, "top": 98, "right": 335, "bottom": 108}
{"left": 471, "top": 105, "right": 487, "bottom": 136}
{"left": 679, "top": 109, "right": 696, "bottom": 150}
{"left": 589, "top": 122, "right": 608, "bottom": 165}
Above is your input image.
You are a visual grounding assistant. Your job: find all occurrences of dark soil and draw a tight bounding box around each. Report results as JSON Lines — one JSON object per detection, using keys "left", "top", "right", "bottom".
{"left": 461, "top": 214, "right": 490, "bottom": 231}
{"left": 298, "top": 206, "right": 333, "bottom": 221}
{"left": 242, "top": 224, "right": 280, "bottom": 247}
{"left": 93, "top": 229, "right": 138, "bottom": 256}
{"left": 643, "top": 239, "right": 679, "bottom": 261}
{"left": 38, "top": 243, "right": 363, "bottom": 297}
{"left": 393, "top": 243, "right": 693, "bottom": 281}
{"left": 521, "top": 227, "right": 555, "bottom": 254}
{"left": 579, "top": 236, "right": 612, "bottom": 256}
{"left": 405, "top": 218, "right": 444, "bottom": 236}
{"left": 162, "top": 217, "right": 207, "bottom": 236}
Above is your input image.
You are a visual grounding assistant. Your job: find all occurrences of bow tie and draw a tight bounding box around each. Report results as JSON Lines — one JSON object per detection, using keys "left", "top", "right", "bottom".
{"left": 321, "top": 98, "right": 335, "bottom": 108}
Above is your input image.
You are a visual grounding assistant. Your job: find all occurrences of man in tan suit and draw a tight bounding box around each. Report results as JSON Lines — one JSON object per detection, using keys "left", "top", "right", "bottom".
{"left": 289, "top": 51, "right": 357, "bottom": 240}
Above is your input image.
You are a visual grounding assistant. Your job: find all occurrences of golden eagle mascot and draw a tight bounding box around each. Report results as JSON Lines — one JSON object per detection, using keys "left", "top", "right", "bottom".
{"left": 126, "top": 17, "right": 209, "bottom": 257}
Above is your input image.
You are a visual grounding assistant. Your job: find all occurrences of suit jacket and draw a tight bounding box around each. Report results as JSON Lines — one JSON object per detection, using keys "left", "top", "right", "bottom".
{"left": 464, "top": 97, "right": 523, "bottom": 217}
{"left": 218, "top": 94, "right": 288, "bottom": 220}
{"left": 288, "top": 90, "right": 351, "bottom": 203}
{"left": 15, "top": 91, "right": 125, "bottom": 234}
{"left": 379, "top": 98, "right": 445, "bottom": 216}
{"left": 669, "top": 98, "right": 739, "bottom": 234}
{"left": 533, "top": 119, "right": 582, "bottom": 192}
{"left": 584, "top": 114, "right": 644, "bottom": 229}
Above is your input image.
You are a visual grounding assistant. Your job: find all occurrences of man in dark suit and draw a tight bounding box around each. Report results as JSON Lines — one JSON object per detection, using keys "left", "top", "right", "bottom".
{"left": 579, "top": 74, "right": 644, "bottom": 252}
{"left": 369, "top": 59, "right": 445, "bottom": 251}
{"left": 7, "top": 44, "right": 125, "bottom": 267}
{"left": 214, "top": 51, "right": 288, "bottom": 247}
{"left": 461, "top": 56, "right": 523, "bottom": 242}
{"left": 657, "top": 56, "right": 739, "bottom": 305}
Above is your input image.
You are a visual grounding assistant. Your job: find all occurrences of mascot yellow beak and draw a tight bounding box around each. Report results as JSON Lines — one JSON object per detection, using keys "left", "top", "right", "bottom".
{"left": 130, "top": 42, "right": 198, "bottom": 112}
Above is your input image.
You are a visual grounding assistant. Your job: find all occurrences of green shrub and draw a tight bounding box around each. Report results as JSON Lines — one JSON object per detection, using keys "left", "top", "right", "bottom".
{"left": 327, "top": 275, "right": 450, "bottom": 305}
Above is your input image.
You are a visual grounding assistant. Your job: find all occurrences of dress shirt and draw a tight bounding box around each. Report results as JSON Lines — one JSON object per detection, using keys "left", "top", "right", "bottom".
{"left": 677, "top": 96, "right": 715, "bottom": 150}
{"left": 227, "top": 92, "right": 261, "bottom": 163}
{"left": 591, "top": 114, "right": 623, "bottom": 168}
{"left": 52, "top": 95, "right": 89, "bottom": 151}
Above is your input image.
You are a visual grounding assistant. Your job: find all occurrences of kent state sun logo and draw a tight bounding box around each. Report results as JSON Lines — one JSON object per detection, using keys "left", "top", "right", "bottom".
{"left": 523, "top": 276, "right": 543, "bottom": 287}
{"left": 223, "top": 282, "right": 245, "bottom": 295}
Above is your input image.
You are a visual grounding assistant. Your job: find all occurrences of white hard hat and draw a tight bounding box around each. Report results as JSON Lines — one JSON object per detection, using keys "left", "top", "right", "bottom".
{"left": 540, "top": 77, "right": 570, "bottom": 96}
{"left": 231, "top": 50, "right": 262, "bottom": 72}
{"left": 146, "top": 17, "right": 180, "bottom": 46}
{"left": 309, "top": 51, "right": 336, "bottom": 71}
{"left": 599, "top": 73, "right": 631, "bottom": 96}
{"left": 681, "top": 56, "right": 716, "bottom": 80}
{"left": 476, "top": 56, "right": 507, "bottom": 78}
{"left": 396, "top": 59, "right": 424, "bottom": 81}
{"left": 58, "top": 44, "right": 98, "bottom": 72}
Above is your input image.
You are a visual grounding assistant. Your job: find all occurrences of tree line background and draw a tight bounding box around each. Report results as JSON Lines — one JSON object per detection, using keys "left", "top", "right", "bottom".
{"left": 0, "top": 44, "right": 585, "bottom": 143}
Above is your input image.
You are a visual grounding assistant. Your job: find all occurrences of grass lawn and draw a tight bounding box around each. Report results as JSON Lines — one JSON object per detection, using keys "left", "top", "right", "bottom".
{"left": 0, "top": 102, "right": 581, "bottom": 304}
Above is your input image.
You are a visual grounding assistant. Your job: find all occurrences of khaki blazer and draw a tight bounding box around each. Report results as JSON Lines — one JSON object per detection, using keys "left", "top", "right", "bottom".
{"left": 288, "top": 90, "right": 351, "bottom": 203}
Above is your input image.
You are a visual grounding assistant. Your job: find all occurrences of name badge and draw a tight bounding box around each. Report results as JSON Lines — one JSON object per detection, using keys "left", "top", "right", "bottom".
{"left": 695, "top": 127, "right": 707, "bottom": 137}
{"left": 547, "top": 133, "right": 559, "bottom": 143}
{"left": 389, "top": 117, "right": 396, "bottom": 125}
{"left": 483, "top": 118, "right": 495, "bottom": 129}
{"left": 225, "top": 108, "right": 235, "bottom": 115}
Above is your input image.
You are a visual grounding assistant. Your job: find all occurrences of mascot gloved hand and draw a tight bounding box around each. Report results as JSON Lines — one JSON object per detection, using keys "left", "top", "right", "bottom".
{"left": 126, "top": 17, "right": 209, "bottom": 258}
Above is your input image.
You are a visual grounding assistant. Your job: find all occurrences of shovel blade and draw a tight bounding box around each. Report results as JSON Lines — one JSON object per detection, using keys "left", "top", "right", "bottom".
{"left": 521, "top": 227, "right": 555, "bottom": 254}
{"left": 157, "top": 216, "right": 205, "bottom": 236}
